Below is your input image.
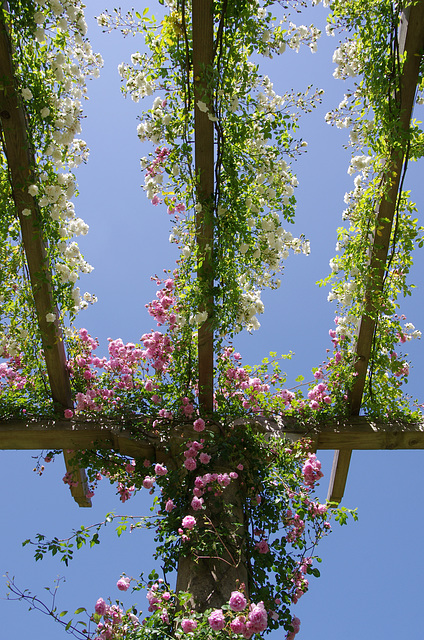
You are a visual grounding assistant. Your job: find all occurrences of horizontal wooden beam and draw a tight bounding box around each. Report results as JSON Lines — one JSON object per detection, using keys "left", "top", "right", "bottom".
{"left": 313, "top": 418, "right": 424, "bottom": 450}
{"left": 0, "top": 418, "right": 162, "bottom": 460}
{"left": 1, "top": 415, "right": 424, "bottom": 453}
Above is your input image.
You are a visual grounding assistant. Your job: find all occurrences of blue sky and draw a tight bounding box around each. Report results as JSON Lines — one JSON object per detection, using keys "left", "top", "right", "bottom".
{"left": 2, "top": 2, "right": 424, "bottom": 639}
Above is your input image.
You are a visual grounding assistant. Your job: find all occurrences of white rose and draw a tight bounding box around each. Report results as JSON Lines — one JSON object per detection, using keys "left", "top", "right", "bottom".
{"left": 21, "top": 88, "right": 33, "bottom": 100}
{"left": 197, "top": 100, "right": 208, "bottom": 113}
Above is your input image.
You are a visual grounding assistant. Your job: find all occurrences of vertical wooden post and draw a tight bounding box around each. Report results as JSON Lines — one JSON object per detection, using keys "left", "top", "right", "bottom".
{"left": 175, "top": 469, "right": 249, "bottom": 610}
{"left": 174, "top": 429, "right": 249, "bottom": 610}
{"left": 176, "top": 5, "right": 250, "bottom": 608}
{"left": 193, "top": 0, "right": 214, "bottom": 415}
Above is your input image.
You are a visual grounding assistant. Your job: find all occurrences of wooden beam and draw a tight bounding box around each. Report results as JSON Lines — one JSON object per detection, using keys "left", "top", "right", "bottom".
{"left": 327, "top": 450, "right": 352, "bottom": 503}
{"left": 329, "top": 2, "right": 424, "bottom": 502}
{"left": 0, "top": 10, "right": 72, "bottom": 409}
{"left": 0, "top": 9, "right": 90, "bottom": 506}
{"left": 1, "top": 416, "right": 423, "bottom": 453}
{"left": 3, "top": 413, "right": 424, "bottom": 509}
{"left": 0, "top": 418, "right": 160, "bottom": 459}
{"left": 348, "top": 3, "right": 424, "bottom": 413}
{"left": 312, "top": 417, "right": 424, "bottom": 450}
{"left": 62, "top": 450, "right": 90, "bottom": 507}
{"left": 193, "top": 0, "right": 214, "bottom": 414}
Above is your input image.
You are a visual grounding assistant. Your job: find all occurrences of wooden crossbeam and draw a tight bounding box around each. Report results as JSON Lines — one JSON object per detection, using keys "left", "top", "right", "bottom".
{"left": 328, "top": 1, "right": 424, "bottom": 502}
{"left": 193, "top": 0, "right": 214, "bottom": 414}
{"left": 0, "top": 418, "right": 159, "bottom": 459}
{"left": 3, "top": 414, "right": 424, "bottom": 511}
{"left": 1, "top": 416, "right": 423, "bottom": 454}
{"left": 0, "top": 9, "right": 90, "bottom": 507}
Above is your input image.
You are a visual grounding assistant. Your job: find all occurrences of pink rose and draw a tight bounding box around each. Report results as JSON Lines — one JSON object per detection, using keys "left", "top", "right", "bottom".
{"left": 199, "top": 452, "right": 211, "bottom": 464}
{"left": 191, "top": 496, "right": 204, "bottom": 511}
{"left": 64, "top": 409, "right": 73, "bottom": 419}
{"left": 183, "top": 403, "right": 194, "bottom": 416}
{"left": 95, "top": 597, "right": 107, "bottom": 616}
{"left": 247, "top": 602, "right": 267, "bottom": 633}
{"left": 154, "top": 463, "right": 168, "bottom": 476}
{"left": 255, "top": 539, "right": 269, "bottom": 554}
{"left": 182, "top": 515, "right": 196, "bottom": 530}
{"left": 218, "top": 473, "right": 231, "bottom": 487}
{"left": 208, "top": 609, "right": 226, "bottom": 631}
{"left": 181, "top": 618, "right": 197, "bottom": 633}
{"left": 125, "top": 460, "right": 135, "bottom": 474}
{"left": 184, "top": 457, "right": 197, "bottom": 471}
{"left": 165, "top": 499, "right": 175, "bottom": 512}
{"left": 229, "top": 591, "right": 247, "bottom": 612}
{"left": 117, "top": 576, "right": 130, "bottom": 591}
{"left": 230, "top": 616, "right": 247, "bottom": 634}
{"left": 193, "top": 418, "right": 205, "bottom": 432}
{"left": 143, "top": 476, "right": 155, "bottom": 489}
{"left": 292, "top": 616, "right": 301, "bottom": 633}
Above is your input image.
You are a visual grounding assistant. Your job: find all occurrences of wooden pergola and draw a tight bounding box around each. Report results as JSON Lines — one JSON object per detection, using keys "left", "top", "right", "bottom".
{"left": 0, "top": 0, "right": 423, "bottom": 506}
